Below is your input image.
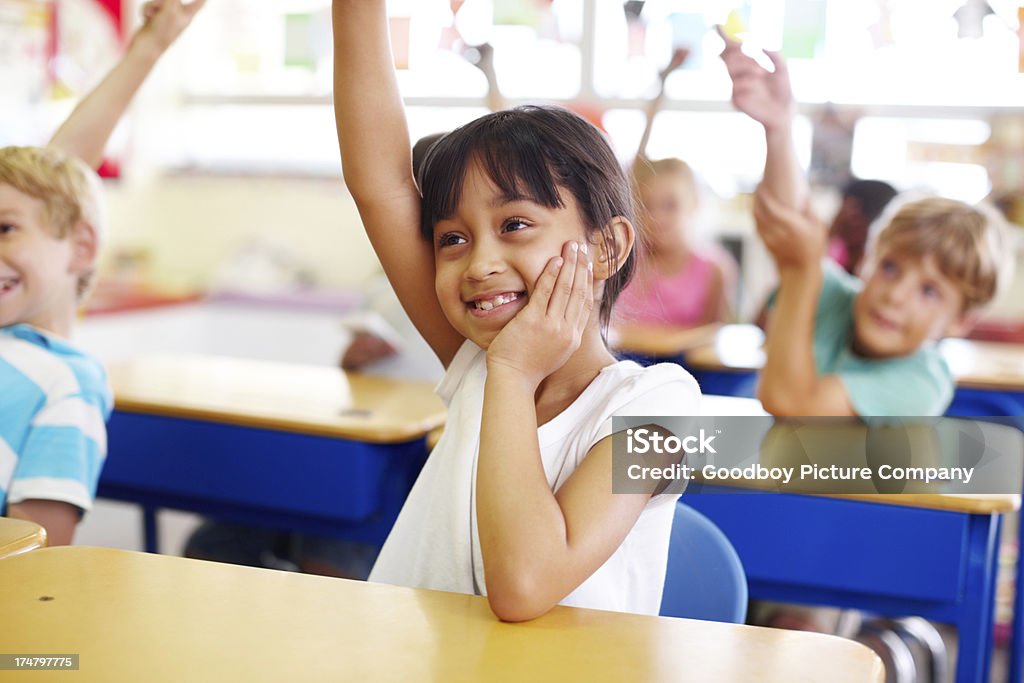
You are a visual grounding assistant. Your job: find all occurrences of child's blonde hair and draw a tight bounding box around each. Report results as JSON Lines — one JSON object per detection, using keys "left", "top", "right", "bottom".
{"left": 631, "top": 157, "right": 699, "bottom": 210}
{"left": 0, "top": 146, "right": 106, "bottom": 300}
{"left": 872, "top": 196, "right": 1009, "bottom": 311}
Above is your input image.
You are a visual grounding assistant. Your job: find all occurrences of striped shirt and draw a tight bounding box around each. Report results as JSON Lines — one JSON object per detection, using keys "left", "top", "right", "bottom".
{"left": 1, "top": 324, "right": 112, "bottom": 514}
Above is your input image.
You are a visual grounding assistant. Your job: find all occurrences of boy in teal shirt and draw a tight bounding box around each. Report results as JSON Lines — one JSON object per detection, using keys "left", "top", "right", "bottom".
{"left": 719, "top": 29, "right": 1008, "bottom": 417}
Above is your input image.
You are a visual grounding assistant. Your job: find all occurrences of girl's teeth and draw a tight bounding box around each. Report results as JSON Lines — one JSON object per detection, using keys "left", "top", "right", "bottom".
{"left": 475, "top": 293, "right": 518, "bottom": 310}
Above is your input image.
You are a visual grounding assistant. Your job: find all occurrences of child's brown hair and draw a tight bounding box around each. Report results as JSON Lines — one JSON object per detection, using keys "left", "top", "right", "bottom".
{"left": 872, "top": 197, "right": 1008, "bottom": 311}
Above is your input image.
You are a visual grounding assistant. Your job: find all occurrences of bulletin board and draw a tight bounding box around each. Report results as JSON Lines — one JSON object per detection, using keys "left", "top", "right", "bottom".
{"left": 0, "top": 0, "right": 54, "bottom": 104}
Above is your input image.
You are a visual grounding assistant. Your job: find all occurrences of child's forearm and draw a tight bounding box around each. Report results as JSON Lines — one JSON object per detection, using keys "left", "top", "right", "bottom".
{"left": 7, "top": 500, "right": 78, "bottom": 546}
{"left": 477, "top": 366, "right": 573, "bottom": 620}
{"left": 761, "top": 122, "right": 808, "bottom": 212}
{"left": 48, "top": 37, "right": 164, "bottom": 168}
{"left": 332, "top": 0, "right": 416, "bottom": 204}
{"left": 759, "top": 265, "right": 822, "bottom": 414}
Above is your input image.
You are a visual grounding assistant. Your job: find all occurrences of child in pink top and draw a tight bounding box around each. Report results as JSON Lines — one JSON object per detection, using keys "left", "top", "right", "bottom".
{"left": 616, "top": 158, "right": 737, "bottom": 327}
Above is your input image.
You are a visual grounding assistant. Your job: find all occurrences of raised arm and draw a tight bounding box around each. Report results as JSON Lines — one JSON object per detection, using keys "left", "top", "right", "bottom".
{"left": 635, "top": 47, "right": 688, "bottom": 162}
{"left": 48, "top": 0, "right": 205, "bottom": 169}
{"left": 717, "top": 27, "right": 807, "bottom": 211}
{"left": 332, "top": 0, "right": 462, "bottom": 366}
{"left": 753, "top": 190, "right": 854, "bottom": 416}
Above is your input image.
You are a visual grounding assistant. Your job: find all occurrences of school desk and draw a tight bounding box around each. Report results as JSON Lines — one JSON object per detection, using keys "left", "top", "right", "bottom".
{"left": 98, "top": 354, "right": 445, "bottom": 553}
{"left": 610, "top": 322, "right": 720, "bottom": 359}
{"left": 688, "top": 331, "right": 1024, "bottom": 680}
{"left": 0, "top": 546, "right": 884, "bottom": 683}
{"left": 937, "top": 341, "right": 1024, "bottom": 683}
{"left": 682, "top": 398, "right": 1020, "bottom": 683}
{"left": 613, "top": 323, "right": 762, "bottom": 396}
{"left": 0, "top": 517, "right": 46, "bottom": 559}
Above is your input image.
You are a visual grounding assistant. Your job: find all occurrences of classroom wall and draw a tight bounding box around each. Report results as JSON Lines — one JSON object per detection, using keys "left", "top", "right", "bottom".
{"left": 98, "top": 172, "right": 1024, "bottom": 323}
{"left": 100, "top": 174, "right": 382, "bottom": 294}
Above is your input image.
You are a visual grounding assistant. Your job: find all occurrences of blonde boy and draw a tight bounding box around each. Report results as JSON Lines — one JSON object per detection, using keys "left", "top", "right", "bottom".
{"left": 719, "top": 31, "right": 1007, "bottom": 416}
{"left": 0, "top": 0, "right": 203, "bottom": 544}
{"left": 0, "top": 147, "right": 110, "bottom": 544}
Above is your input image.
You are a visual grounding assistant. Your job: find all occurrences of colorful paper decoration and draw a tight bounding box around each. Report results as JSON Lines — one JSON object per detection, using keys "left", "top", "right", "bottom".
{"left": 781, "top": 0, "right": 827, "bottom": 59}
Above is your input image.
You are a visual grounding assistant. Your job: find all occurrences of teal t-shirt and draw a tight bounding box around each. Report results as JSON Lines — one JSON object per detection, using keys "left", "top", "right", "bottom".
{"left": 810, "top": 262, "right": 954, "bottom": 416}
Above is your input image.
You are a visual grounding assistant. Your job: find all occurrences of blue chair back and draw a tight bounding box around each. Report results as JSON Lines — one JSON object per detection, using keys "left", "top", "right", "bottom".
{"left": 660, "top": 501, "right": 748, "bottom": 623}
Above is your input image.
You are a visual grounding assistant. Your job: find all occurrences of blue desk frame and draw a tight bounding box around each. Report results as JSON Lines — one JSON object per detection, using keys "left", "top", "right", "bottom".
{"left": 615, "top": 351, "right": 757, "bottom": 398}
{"left": 686, "top": 485, "right": 1004, "bottom": 683}
{"left": 947, "top": 388, "right": 1024, "bottom": 683}
{"left": 98, "top": 410, "right": 429, "bottom": 553}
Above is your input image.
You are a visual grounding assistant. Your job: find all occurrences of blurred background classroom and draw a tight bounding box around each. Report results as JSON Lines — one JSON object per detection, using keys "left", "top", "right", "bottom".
{"left": 4, "top": 0, "right": 1023, "bottom": 327}
{"left": 3, "top": 1, "right": 1024, "bottom": 680}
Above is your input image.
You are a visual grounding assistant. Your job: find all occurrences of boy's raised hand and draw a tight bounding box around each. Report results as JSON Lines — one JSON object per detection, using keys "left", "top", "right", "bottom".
{"left": 135, "top": 0, "right": 206, "bottom": 55}
{"left": 486, "top": 240, "right": 594, "bottom": 388}
{"left": 753, "top": 188, "right": 826, "bottom": 272}
{"left": 48, "top": 0, "right": 205, "bottom": 167}
{"left": 717, "top": 25, "right": 795, "bottom": 132}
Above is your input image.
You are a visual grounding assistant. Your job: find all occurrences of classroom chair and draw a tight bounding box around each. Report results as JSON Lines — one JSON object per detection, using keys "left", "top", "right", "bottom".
{"left": 660, "top": 501, "right": 748, "bottom": 623}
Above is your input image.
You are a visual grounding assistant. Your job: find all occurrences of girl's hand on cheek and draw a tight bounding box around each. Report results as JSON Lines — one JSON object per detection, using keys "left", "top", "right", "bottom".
{"left": 486, "top": 240, "right": 594, "bottom": 387}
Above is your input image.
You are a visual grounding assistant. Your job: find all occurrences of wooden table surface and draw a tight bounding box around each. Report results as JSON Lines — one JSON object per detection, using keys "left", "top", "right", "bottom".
{"left": 0, "top": 546, "right": 884, "bottom": 683}
{"left": 0, "top": 517, "right": 46, "bottom": 559}
{"left": 106, "top": 354, "right": 446, "bottom": 443}
{"left": 939, "top": 338, "right": 1024, "bottom": 391}
{"left": 611, "top": 323, "right": 721, "bottom": 358}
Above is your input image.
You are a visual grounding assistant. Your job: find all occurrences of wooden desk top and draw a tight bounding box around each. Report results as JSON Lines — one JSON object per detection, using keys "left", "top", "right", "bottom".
{"left": 939, "top": 338, "right": 1024, "bottom": 391}
{"left": 107, "top": 354, "right": 446, "bottom": 444}
{"left": 685, "top": 324, "right": 766, "bottom": 372}
{"left": 611, "top": 322, "right": 721, "bottom": 358}
{"left": 701, "top": 394, "right": 769, "bottom": 416}
{"left": 820, "top": 492, "right": 1020, "bottom": 514}
{"left": 0, "top": 517, "right": 46, "bottom": 559}
{"left": 1, "top": 546, "right": 884, "bottom": 683}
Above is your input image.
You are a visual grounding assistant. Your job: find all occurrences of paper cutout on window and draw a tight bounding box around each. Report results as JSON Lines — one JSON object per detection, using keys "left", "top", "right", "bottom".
{"left": 624, "top": 1, "right": 646, "bottom": 57}
{"left": 781, "top": 0, "right": 826, "bottom": 59}
{"left": 285, "top": 12, "right": 329, "bottom": 71}
{"left": 953, "top": 0, "right": 994, "bottom": 39}
{"left": 721, "top": 7, "right": 749, "bottom": 41}
{"left": 493, "top": 0, "right": 539, "bottom": 27}
{"left": 669, "top": 13, "right": 707, "bottom": 69}
{"left": 868, "top": 0, "right": 895, "bottom": 49}
{"left": 1018, "top": 6, "right": 1024, "bottom": 72}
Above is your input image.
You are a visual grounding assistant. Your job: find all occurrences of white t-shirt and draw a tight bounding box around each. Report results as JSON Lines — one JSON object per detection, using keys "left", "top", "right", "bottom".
{"left": 369, "top": 340, "right": 701, "bottom": 615}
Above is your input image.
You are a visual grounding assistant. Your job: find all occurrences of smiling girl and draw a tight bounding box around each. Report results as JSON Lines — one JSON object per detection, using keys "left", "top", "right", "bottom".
{"left": 332, "top": 1, "right": 700, "bottom": 621}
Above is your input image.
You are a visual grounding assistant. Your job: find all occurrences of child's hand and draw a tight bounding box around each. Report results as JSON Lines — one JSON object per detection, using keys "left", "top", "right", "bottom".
{"left": 340, "top": 332, "right": 398, "bottom": 371}
{"left": 753, "top": 189, "right": 826, "bottom": 272}
{"left": 486, "top": 240, "right": 594, "bottom": 387}
{"left": 717, "top": 25, "right": 795, "bottom": 132}
{"left": 133, "top": 0, "right": 205, "bottom": 55}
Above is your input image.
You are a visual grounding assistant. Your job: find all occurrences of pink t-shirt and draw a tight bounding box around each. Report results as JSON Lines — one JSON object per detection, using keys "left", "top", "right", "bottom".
{"left": 616, "top": 248, "right": 723, "bottom": 326}
{"left": 827, "top": 238, "right": 850, "bottom": 272}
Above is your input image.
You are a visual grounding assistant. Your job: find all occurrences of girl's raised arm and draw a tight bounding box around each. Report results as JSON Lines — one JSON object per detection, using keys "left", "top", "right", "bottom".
{"left": 332, "top": 0, "right": 463, "bottom": 366}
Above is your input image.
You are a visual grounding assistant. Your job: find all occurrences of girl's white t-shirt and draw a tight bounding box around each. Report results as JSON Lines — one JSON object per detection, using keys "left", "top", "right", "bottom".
{"left": 369, "top": 340, "right": 701, "bottom": 615}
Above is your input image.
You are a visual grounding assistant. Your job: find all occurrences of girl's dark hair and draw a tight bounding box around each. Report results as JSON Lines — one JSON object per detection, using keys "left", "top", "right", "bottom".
{"left": 418, "top": 105, "right": 636, "bottom": 331}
